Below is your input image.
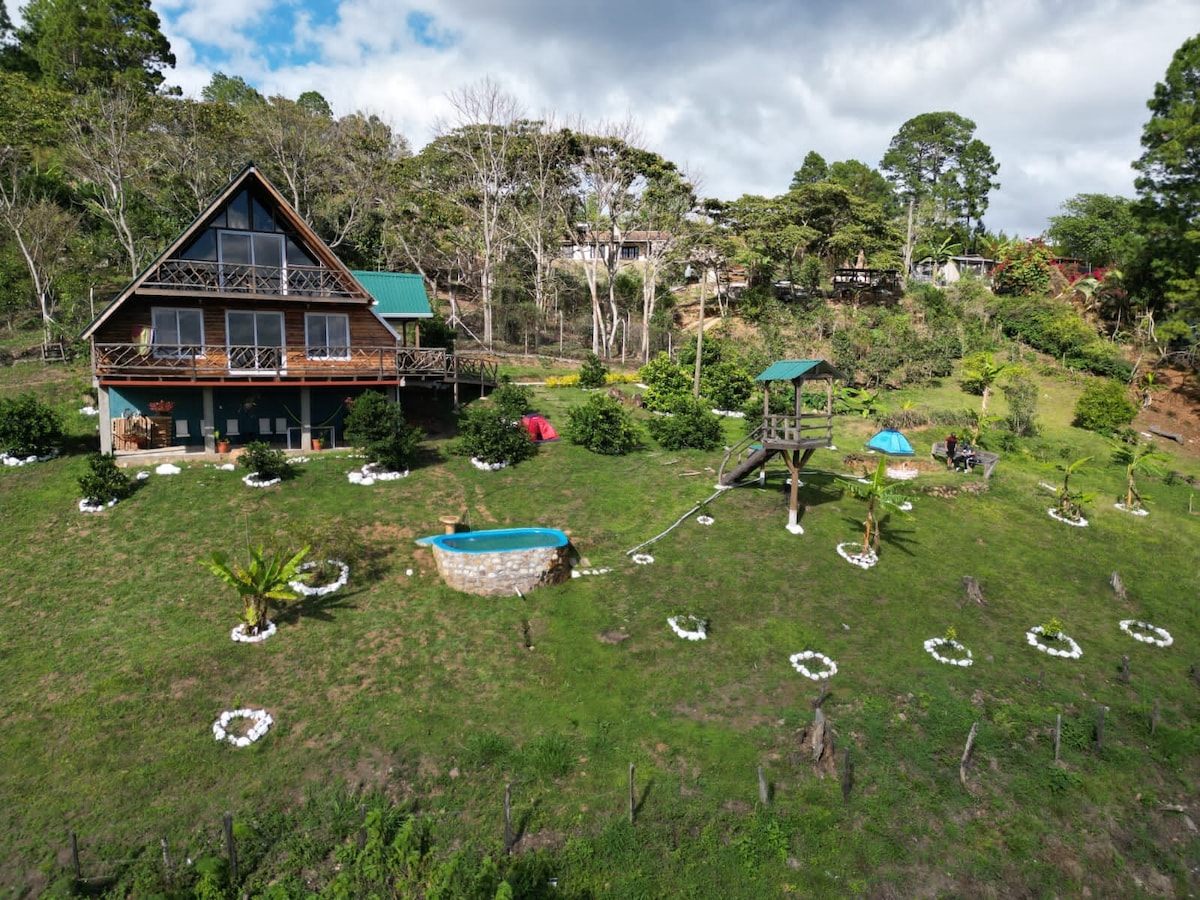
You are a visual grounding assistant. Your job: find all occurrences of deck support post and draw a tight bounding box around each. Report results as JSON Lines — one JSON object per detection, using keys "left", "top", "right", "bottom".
{"left": 202, "top": 388, "right": 215, "bottom": 453}
{"left": 98, "top": 385, "right": 112, "bottom": 454}
{"left": 300, "top": 388, "right": 312, "bottom": 450}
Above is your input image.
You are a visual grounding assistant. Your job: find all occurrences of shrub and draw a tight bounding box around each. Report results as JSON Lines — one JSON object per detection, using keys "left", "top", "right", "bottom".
{"left": 702, "top": 361, "right": 754, "bottom": 411}
{"left": 77, "top": 452, "right": 134, "bottom": 504}
{"left": 344, "top": 390, "right": 423, "bottom": 471}
{"left": 488, "top": 383, "right": 534, "bottom": 419}
{"left": 638, "top": 352, "right": 692, "bottom": 412}
{"left": 1072, "top": 379, "right": 1138, "bottom": 433}
{"left": 544, "top": 374, "right": 580, "bottom": 388}
{"left": 455, "top": 403, "right": 535, "bottom": 466}
{"left": 648, "top": 398, "right": 723, "bottom": 451}
{"left": 992, "top": 240, "right": 1055, "bottom": 296}
{"left": 0, "top": 393, "right": 63, "bottom": 456}
{"left": 240, "top": 440, "right": 293, "bottom": 481}
{"left": 1001, "top": 375, "right": 1040, "bottom": 437}
{"left": 566, "top": 394, "right": 641, "bottom": 455}
{"left": 578, "top": 352, "right": 608, "bottom": 389}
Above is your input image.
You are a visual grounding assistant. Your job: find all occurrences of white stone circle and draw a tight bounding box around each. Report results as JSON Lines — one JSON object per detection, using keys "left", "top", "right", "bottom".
{"left": 1047, "top": 508, "right": 1088, "bottom": 527}
{"left": 471, "top": 457, "right": 508, "bottom": 471}
{"left": 668, "top": 615, "right": 707, "bottom": 641}
{"left": 289, "top": 560, "right": 350, "bottom": 597}
{"left": 212, "top": 708, "right": 273, "bottom": 747}
{"left": 243, "top": 473, "right": 282, "bottom": 488}
{"left": 924, "top": 637, "right": 974, "bottom": 667}
{"left": 836, "top": 542, "right": 878, "bottom": 569}
{"left": 790, "top": 650, "right": 837, "bottom": 680}
{"left": 696, "top": 515, "right": 714, "bottom": 526}
{"left": 1118, "top": 619, "right": 1172, "bottom": 647}
{"left": 231, "top": 620, "right": 276, "bottom": 643}
{"left": 79, "top": 497, "right": 118, "bottom": 514}
{"left": 632, "top": 553, "right": 654, "bottom": 565}
{"left": 1025, "top": 625, "right": 1082, "bottom": 659}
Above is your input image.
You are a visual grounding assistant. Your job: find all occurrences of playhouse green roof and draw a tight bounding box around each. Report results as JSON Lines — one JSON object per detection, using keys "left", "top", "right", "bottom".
{"left": 351, "top": 271, "right": 433, "bottom": 318}
{"left": 754, "top": 360, "right": 843, "bottom": 382}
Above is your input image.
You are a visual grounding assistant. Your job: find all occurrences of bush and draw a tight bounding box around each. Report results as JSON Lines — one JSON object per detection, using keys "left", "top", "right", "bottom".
{"left": 647, "top": 399, "right": 723, "bottom": 451}
{"left": 455, "top": 403, "right": 535, "bottom": 466}
{"left": 240, "top": 440, "right": 293, "bottom": 481}
{"left": 702, "top": 361, "right": 754, "bottom": 411}
{"left": 344, "top": 390, "right": 424, "bottom": 471}
{"left": 992, "top": 240, "right": 1055, "bottom": 296}
{"left": 488, "top": 383, "right": 534, "bottom": 419}
{"left": 1002, "top": 375, "right": 1040, "bottom": 437}
{"left": 566, "top": 394, "right": 641, "bottom": 455}
{"left": 1072, "top": 379, "right": 1138, "bottom": 433}
{"left": 0, "top": 393, "right": 63, "bottom": 456}
{"left": 578, "top": 352, "right": 608, "bottom": 389}
{"left": 77, "top": 452, "right": 134, "bottom": 504}
{"left": 638, "top": 352, "right": 691, "bottom": 412}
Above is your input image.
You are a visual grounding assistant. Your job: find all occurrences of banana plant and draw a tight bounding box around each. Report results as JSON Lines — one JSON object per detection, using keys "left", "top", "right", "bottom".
{"left": 1054, "top": 457, "right": 1094, "bottom": 522}
{"left": 203, "top": 544, "right": 310, "bottom": 636}
{"left": 844, "top": 459, "right": 911, "bottom": 556}
{"left": 1111, "top": 442, "right": 1167, "bottom": 511}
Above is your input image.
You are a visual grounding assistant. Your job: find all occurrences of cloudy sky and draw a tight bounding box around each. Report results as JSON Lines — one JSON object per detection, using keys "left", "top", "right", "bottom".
{"left": 143, "top": 0, "right": 1198, "bottom": 237}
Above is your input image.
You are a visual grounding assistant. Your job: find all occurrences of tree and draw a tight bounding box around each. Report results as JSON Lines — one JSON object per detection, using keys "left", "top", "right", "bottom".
{"left": 17, "top": 0, "right": 175, "bottom": 94}
{"left": 790, "top": 151, "right": 828, "bottom": 188}
{"left": 431, "top": 78, "right": 525, "bottom": 347}
{"left": 1111, "top": 441, "right": 1166, "bottom": 511}
{"left": 880, "top": 112, "right": 998, "bottom": 275}
{"left": 201, "top": 71, "right": 264, "bottom": 107}
{"left": 828, "top": 159, "right": 900, "bottom": 218}
{"left": 1131, "top": 34, "right": 1200, "bottom": 329}
{"left": 1047, "top": 193, "right": 1137, "bottom": 268}
{"left": 65, "top": 86, "right": 163, "bottom": 276}
{"left": 960, "top": 352, "right": 1008, "bottom": 441}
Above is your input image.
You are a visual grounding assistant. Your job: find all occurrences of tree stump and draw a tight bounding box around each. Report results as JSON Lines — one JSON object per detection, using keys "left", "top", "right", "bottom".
{"left": 795, "top": 707, "right": 838, "bottom": 778}
{"left": 1110, "top": 571, "right": 1127, "bottom": 602}
{"left": 961, "top": 576, "right": 986, "bottom": 606}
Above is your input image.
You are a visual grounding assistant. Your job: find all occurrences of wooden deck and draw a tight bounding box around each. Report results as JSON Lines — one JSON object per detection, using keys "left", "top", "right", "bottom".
{"left": 91, "top": 342, "right": 496, "bottom": 387}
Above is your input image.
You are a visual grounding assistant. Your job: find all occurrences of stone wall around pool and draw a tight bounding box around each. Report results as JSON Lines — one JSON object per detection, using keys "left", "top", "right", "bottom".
{"left": 428, "top": 542, "right": 571, "bottom": 597}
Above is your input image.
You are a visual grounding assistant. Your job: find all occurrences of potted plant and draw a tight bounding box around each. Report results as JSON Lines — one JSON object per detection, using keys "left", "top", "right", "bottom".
{"left": 311, "top": 436, "right": 323, "bottom": 451}
{"left": 202, "top": 544, "right": 310, "bottom": 641}
{"left": 214, "top": 429, "right": 230, "bottom": 454}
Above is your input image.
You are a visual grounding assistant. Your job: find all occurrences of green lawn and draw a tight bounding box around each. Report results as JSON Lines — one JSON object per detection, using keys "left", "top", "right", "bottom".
{"left": 1, "top": 361, "right": 1198, "bottom": 897}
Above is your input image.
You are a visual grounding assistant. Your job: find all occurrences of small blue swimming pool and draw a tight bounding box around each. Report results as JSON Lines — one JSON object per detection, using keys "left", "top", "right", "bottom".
{"left": 416, "top": 527, "right": 568, "bottom": 554}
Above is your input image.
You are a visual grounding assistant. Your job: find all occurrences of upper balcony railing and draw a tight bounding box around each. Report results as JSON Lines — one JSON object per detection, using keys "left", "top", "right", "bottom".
{"left": 92, "top": 342, "right": 449, "bottom": 381}
{"left": 143, "top": 259, "right": 361, "bottom": 298}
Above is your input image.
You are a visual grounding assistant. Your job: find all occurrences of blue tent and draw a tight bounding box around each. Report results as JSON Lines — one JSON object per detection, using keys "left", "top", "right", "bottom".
{"left": 866, "top": 429, "right": 915, "bottom": 456}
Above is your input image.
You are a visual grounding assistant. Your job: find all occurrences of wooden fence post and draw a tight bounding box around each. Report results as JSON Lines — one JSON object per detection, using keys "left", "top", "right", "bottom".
{"left": 1054, "top": 713, "right": 1062, "bottom": 762}
{"left": 1120, "top": 655, "right": 1130, "bottom": 684}
{"left": 504, "top": 782, "right": 513, "bottom": 853}
{"left": 757, "top": 766, "right": 769, "bottom": 806}
{"left": 70, "top": 831, "right": 81, "bottom": 881}
{"left": 628, "top": 764, "right": 636, "bottom": 824}
{"left": 358, "top": 804, "right": 367, "bottom": 850}
{"left": 223, "top": 811, "right": 238, "bottom": 884}
{"left": 160, "top": 837, "right": 172, "bottom": 884}
{"left": 960, "top": 722, "right": 979, "bottom": 785}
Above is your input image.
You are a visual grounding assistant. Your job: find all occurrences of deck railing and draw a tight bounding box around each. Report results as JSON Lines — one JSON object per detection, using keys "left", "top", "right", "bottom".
{"left": 92, "top": 342, "right": 450, "bottom": 381}
{"left": 761, "top": 412, "right": 833, "bottom": 447}
{"left": 143, "top": 260, "right": 360, "bottom": 298}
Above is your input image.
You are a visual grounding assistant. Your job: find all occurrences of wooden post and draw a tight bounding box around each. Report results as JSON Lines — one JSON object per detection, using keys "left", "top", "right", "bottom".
{"left": 1120, "top": 655, "right": 1130, "bottom": 684}
{"left": 70, "top": 831, "right": 81, "bottom": 881}
{"left": 223, "top": 811, "right": 238, "bottom": 884}
{"left": 757, "top": 766, "right": 769, "bottom": 806}
{"left": 161, "top": 837, "right": 172, "bottom": 884}
{"left": 840, "top": 748, "right": 852, "bottom": 801}
{"left": 1151, "top": 699, "right": 1160, "bottom": 736}
{"left": 1054, "top": 713, "right": 1062, "bottom": 762}
{"left": 960, "top": 722, "right": 979, "bottom": 785}
{"left": 358, "top": 804, "right": 367, "bottom": 850}
{"left": 1110, "top": 571, "right": 1126, "bottom": 601}
{"left": 1095, "top": 705, "right": 1107, "bottom": 755}
{"left": 628, "top": 763, "right": 636, "bottom": 824}
{"left": 504, "top": 782, "right": 513, "bottom": 853}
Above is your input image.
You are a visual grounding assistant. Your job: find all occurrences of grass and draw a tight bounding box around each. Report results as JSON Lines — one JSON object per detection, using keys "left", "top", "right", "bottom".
{"left": 0, "top": 359, "right": 1198, "bottom": 896}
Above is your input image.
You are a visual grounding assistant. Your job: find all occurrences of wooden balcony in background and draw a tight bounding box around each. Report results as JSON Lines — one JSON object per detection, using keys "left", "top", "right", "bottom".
{"left": 142, "top": 260, "right": 360, "bottom": 299}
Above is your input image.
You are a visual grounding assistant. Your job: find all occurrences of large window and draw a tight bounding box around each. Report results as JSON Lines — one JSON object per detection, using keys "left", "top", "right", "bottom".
{"left": 226, "top": 310, "right": 285, "bottom": 372}
{"left": 305, "top": 313, "right": 350, "bottom": 360}
{"left": 152, "top": 307, "right": 204, "bottom": 358}
{"left": 219, "top": 231, "right": 286, "bottom": 293}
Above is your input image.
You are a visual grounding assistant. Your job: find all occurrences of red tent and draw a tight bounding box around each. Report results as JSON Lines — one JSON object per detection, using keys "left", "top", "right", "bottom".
{"left": 522, "top": 414, "right": 559, "bottom": 442}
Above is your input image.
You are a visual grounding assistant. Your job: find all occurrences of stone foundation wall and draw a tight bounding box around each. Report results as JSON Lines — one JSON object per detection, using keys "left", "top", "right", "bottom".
{"left": 430, "top": 543, "right": 571, "bottom": 597}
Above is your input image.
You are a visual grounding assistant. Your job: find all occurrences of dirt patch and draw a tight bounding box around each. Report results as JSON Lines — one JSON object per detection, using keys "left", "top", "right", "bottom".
{"left": 597, "top": 630, "right": 629, "bottom": 644}
{"left": 1136, "top": 365, "right": 1200, "bottom": 459}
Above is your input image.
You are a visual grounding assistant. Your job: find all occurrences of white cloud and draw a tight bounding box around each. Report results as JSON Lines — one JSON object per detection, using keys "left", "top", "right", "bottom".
{"left": 152, "top": 0, "right": 1200, "bottom": 237}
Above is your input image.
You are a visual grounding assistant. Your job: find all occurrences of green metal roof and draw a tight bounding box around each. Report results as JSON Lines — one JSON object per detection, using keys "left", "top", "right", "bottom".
{"left": 755, "top": 360, "right": 843, "bottom": 382}
{"left": 351, "top": 271, "right": 433, "bottom": 318}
